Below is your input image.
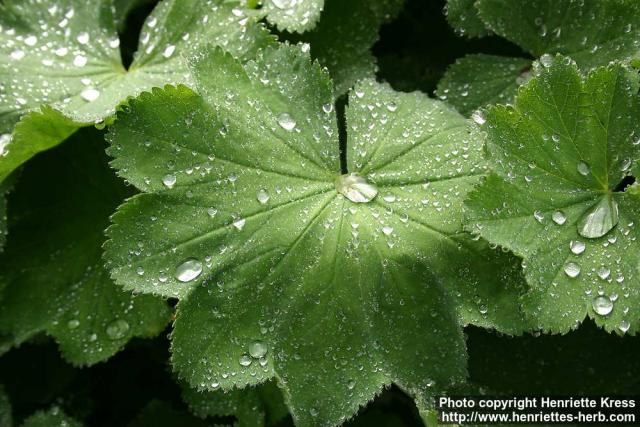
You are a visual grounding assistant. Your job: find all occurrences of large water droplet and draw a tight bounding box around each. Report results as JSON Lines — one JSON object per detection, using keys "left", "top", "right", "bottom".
{"left": 175, "top": 258, "right": 203, "bottom": 282}
{"left": 618, "top": 320, "right": 630, "bottom": 333}
{"left": 106, "top": 319, "right": 130, "bottom": 340}
{"left": 233, "top": 218, "right": 246, "bottom": 230}
{"left": 162, "top": 173, "right": 177, "bottom": 188}
{"left": 577, "top": 195, "right": 619, "bottom": 239}
{"left": 80, "top": 88, "right": 100, "bottom": 102}
{"left": 335, "top": 173, "right": 378, "bottom": 203}
{"left": 67, "top": 319, "right": 80, "bottom": 330}
{"left": 277, "top": 113, "right": 296, "bottom": 131}
{"left": 592, "top": 295, "right": 613, "bottom": 316}
{"left": 248, "top": 341, "right": 268, "bottom": 358}
{"left": 239, "top": 354, "right": 252, "bottom": 367}
{"left": 563, "top": 262, "right": 580, "bottom": 278}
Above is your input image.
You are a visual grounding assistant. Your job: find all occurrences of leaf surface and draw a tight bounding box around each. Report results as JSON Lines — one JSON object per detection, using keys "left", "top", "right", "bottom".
{"left": 260, "top": 0, "right": 324, "bottom": 33}
{"left": 105, "top": 45, "right": 529, "bottom": 425}
{"left": 0, "top": 129, "right": 170, "bottom": 365}
{"left": 445, "top": 0, "right": 491, "bottom": 38}
{"left": 21, "top": 407, "right": 82, "bottom": 427}
{"left": 0, "top": 0, "right": 274, "bottom": 181}
{"left": 439, "top": 0, "right": 640, "bottom": 115}
{"left": 465, "top": 57, "right": 640, "bottom": 334}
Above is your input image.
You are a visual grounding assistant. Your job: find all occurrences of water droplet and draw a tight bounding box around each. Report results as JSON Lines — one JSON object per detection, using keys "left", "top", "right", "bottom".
{"left": 80, "top": 88, "right": 100, "bottom": 102}
{"left": 106, "top": 319, "right": 130, "bottom": 340}
{"left": 382, "top": 194, "right": 396, "bottom": 203}
{"left": 533, "top": 210, "right": 545, "bottom": 223}
{"left": 207, "top": 207, "right": 218, "bottom": 217}
{"left": 322, "top": 103, "right": 333, "bottom": 114}
{"left": 382, "top": 226, "right": 393, "bottom": 236}
{"left": 162, "top": 173, "right": 177, "bottom": 188}
{"left": 540, "top": 53, "right": 553, "bottom": 67}
{"left": 597, "top": 267, "right": 611, "bottom": 280}
{"left": 569, "top": 240, "right": 585, "bottom": 255}
{"left": 256, "top": 189, "right": 270, "bottom": 204}
{"left": 10, "top": 50, "right": 25, "bottom": 60}
{"left": 552, "top": 211, "right": 567, "bottom": 225}
{"left": 233, "top": 218, "right": 246, "bottom": 230}
{"left": 162, "top": 44, "right": 176, "bottom": 58}
{"left": 335, "top": 173, "right": 378, "bottom": 203}
{"left": 239, "top": 354, "right": 252, "bottom": 366}
{"left": 386, "top": 102, "right": 397, "bottom": 112}
{"left": 67, "top": 319, "right": 80, "bottom": 329}
{"left": 592, "top": 295, "right": 613, "bottom": 316}
{"left": 24, "top": 35, "right": 37, "bottom": 46}
{"left": 136, "top": 266, "right": 145, "bottom": 276}
{"left": 272, "top": 0, "right": 292, "bottom": 9}
{"left": 563, "top": 262, "right": 581, "bottom": 278}
{"left": 175, "top": 258, "right": 203, "bottom": 282}
{"left": 577, "top": 161, "right": 590, "bottom": 176}
{"left": 277, "top": 113, "right": 296, "bottom": 131}
{"left": 73, "top": 55, "right": 87, "bottom": 67}
{"left": 248, "top": 341, "right": 268, "bottom": 358}
{"left": 577, "top": 195, "right": 619, "bottom": 239}
{"left": 471, "top": 110, "right": 485, "bottom": 125}
{"left": 347, "top": 379, "right": 356, "bottom": 390}
{"left": 618, "top": 320, "right": 630, "bottom": 333}
{"left": 76, "top": 32, "right": 89, "bottom": 44}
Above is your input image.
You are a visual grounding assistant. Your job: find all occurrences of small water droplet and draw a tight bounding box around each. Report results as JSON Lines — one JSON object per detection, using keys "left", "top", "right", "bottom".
{"left": 552, "top": 211, "right": 567, "bottom": 225}
{"left": 233, "top": 218, "right": 246, "bottom": 230}
{"left": 80, "top": 88, "right": 100, "bottom": 102}
{"left": 569, "top": 240, "right": 585, "bottom": 255}
{"left": 347, "top": 379, "right": 356, "bottom": 390}
{"left": 256, "top": 189, "right": 270, "bottom": 204}
{"left": 577, "top": 161, "right": 590, "bottom": 176}
{"left": 335, "top": 173, "right": 378, "bottom": 203}
{"left": 540, "top": 53, "right": 553, "bottom": 67}
{"left": 382, "top": 226, "right": 394, "bottom": 236}
{"left": 597, "top": 267, "right": 611, "bottom": 280}
{"left": 24, "top": 35, "right": 38, "bottom": 46}
{"left": 162, "top": 44, "right": 176, "bottom": 58}
{"left": 277, "top": 113, "right": 296, "bottom": 131}
{"left": 162, "top": 173, "right": 177, "bottom": 188}
{"left": 382, "top": 194, "right": 396, "bottom": 203}
{"left": 471, "top": 111, "right": 486, "bottom": 125}
{"left": 239, "top": 354, "right": 252, "bottom": 366}
{"left": 106, "top": 319, "right": 130, "bottom": 340}
{"left": 322, "top": 103, "right": 333, "bottom": 114}
{"left": 76, "top": 32, "right": 89, "bottom": 44}
{"left": 533, "top": 210, "right": 545, "bottom": 223}
{"left": 592, "top": 295, "right": 613, "bottom": 316}
{"left": 248, "top": 341, "right": 268, "bottom": 358}
{"left": 618, "top": 320, "right": 630, "bottom": 333}
{"left": 175, "top": 258, "right": 203, "bottom": 282}
{"left": 67, "top": 319, "right": 80, "bottom": 329}
{"left": 563, "top": 262, "right": 581, "bottom": 278}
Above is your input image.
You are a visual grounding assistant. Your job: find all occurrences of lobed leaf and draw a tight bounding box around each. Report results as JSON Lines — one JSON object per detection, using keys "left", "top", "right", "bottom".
{"left": 444, "top": 0, "right": 491, "bottom": 38}
{"left": 260, "top": 0, "right": 324, "bottom": 33}
{"left": 0, "top": 129, "right": 170, "bottom": 365}
{"left": 465, "top": 57, "right": 640, "bottom": 334}
{"left": 104, "top": 44, "right": 529, "bottom": 425}
{"left": 0, "top": 0, "right": 275, "bottom": 182}
{"left": 438, "top": 0, "right": 640, "bottom": 115}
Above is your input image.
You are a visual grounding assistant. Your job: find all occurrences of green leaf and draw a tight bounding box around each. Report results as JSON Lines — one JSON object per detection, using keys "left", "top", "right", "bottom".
{"left": 182, "top": 381, "right": 288, "bottom": 427}
{"left": 465, "top": 57, "right": 640, "bottom": 334}
{"left": 260, "top": 0, "right": 324, "bottom": 33}
{"left": 0, "top": 0, "right": 275, "bottom": 182}
{"left": 444, "top": 0, "right": 491, "bottom": 38}
{"left": 304, "top": 0, "right": 404, "bottom": 96}
{"left": 436, "top": 54, "right": 532, "bottom": 116}
{"left": 477, "top": 0, "right": 640, "bottom": 68}
{"left": 21, "top": 406, "right": 82, "bottom": 427}
{"left": 0, "top": 178, "right": 11, "bottom": 252}
{"left": 104, "top": 44, "right": 529, "bottom": 425}
{"left": 0, "top": 128, "right": 170, "bottom": 365}
{"left": 438, "top": 0, "right": 640, "bottom": 115}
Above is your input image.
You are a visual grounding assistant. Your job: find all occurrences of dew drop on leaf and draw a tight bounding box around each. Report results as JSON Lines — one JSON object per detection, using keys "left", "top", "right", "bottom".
{"left": 162, "top": 173, "right": 177, "bottom": 189}
{"left": 577, "top": 195, "right": 619, "bottom": 238}
{"left": 619, "top": 320, "right": 630, "bottom": 333}
{"left": 256, "top": 189, "right": 270, "bottom": 204}
{"left": 569, "top": 240, "right": 585, "bottom": 255}
{"left": 248, "top": 340, "right": 268, "bottom": 358}
{"left": 563, "top": 262, "right": 581, "bottom": 278}
{"left": 597, "top": 266, "right": 611, "bottom": 280}
{"left": 175, "top": 258, "right": 203, "bottom": 282}
{"left": 67, "top": 319, "right": 80, "bottom": 330}
{"left": 592, "top": 295, "right": 613, "bottom": 316}
{"left": 239, "top": 354, "right": 252, "bottom": 366}
{"left": 552, "top": 210, "right": 567, "bottom": 225}
{"left": 80, "top": 88, "right": 100, "bottom": 102}
{"left": 335, "top": 173, "right": 378, "bottom": 203}
{"left": 577, "top": 161, "right": 591, "bottom": 176}
{"left": 277, "top": 112, "right": 296, "bottom": 131}
{"left": 106, "top": 319, "right": 130, "bottom": 340}
{"left": 233, "top": 218, "right": 246, "bottom": 230}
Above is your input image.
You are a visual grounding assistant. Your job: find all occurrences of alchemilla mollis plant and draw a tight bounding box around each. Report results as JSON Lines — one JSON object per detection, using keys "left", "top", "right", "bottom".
{"left": 0, "top": 0, "right": 638, "bottom": 426}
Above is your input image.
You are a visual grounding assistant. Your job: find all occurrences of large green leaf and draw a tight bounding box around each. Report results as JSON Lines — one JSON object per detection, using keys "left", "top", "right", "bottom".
{"left": 0, "top": 128, "right": 170, "bottom": 365}
{"left": 260, "top": 0, "right": 324, "bottom": 33}
{"left": 182, "top": 381, "right": 288, "bottom": 427}
{"left": 104, "top": 44, "right": 529, "bottom": 425}
{"left": 438, "top": 0, "right": 640, "bottom": 115}
{"left": 303, "top": 0, "right": 404, "bottom": 96}
{"left": 0, "top": 0, "right": 275, "bottom": 182}
{"left": 465, "top": 57, "right": 640, "bottom": 334}
{"left": 21, "top": 406, "right": 82, "bottom": 427}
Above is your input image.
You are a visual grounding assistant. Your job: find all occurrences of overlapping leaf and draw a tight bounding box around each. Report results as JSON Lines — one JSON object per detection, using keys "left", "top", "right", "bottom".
{"left": 104, "top": 44, "right": 530, "bottom": 425}
{"left": 437, "top": 0, "right": 640, "bottom": 115}
{"left": 465, "top": 57, "right": 640, "bottom": 334}
{"left": 444, "top": 0, "right": 491, "bottom": 38}
{"left": 0, "top": 129, "right": 170, "bottom": 365}
{"left": 260, "top": 0, "right": 324, "bottom": 33}
{"left": 21, "top": 407, "right": 81, "bottom": 427}
{"left": 302, "top": 0, "right": 404, "bottom": 96}
{"left": 0, "top": 0, "right": 275, "bottom": 182}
